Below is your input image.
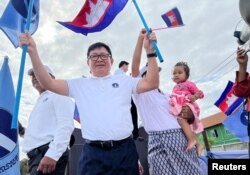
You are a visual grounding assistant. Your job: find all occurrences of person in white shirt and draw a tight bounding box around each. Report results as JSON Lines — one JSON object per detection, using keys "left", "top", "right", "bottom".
{"left": 114, "top": 61, "right": 129, "bottom": 75}
{"left": 19, "top": 31, "right": 159, "bottom": 175}
{"left": 22, "top": 65, "right": 75, "bottom": 175}
{"left": 131, "top": 29, "right": 202, "bottom": 175}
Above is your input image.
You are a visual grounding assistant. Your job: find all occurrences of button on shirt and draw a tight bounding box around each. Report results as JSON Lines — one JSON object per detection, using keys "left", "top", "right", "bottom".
{"left": 133, "top": 89, "right": 181, "bottom": 132}
{"left": 22, "top": 91, "right": 75, "bottom": 161}
{"left": 67, "top": 74, "right": 140, "bottom": 141}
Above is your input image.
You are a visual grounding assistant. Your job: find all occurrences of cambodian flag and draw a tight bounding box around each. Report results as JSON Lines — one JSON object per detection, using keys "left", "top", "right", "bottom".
{"left": 58, "top": 0, "right": 128, "bottom": 35}
{"left": 214, "top": 81, "right": 244, "bottom": 116}
{"left": 0, "top": 57, "right": 20, "bottom": 175}
{"left": 161, "top": 7, "right": 184, "bottom": 27}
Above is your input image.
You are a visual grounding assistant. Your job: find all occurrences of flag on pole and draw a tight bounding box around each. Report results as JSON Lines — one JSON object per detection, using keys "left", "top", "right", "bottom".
{"left": 0, "top": 57, "right": 20, "bottom": 175}
{"left": 214, "top": 81, "right": 244, "bottom": 116}
{"left": 58, "top": 0, "right": 128, "bottom": 35}
{"left": 223, "top": 104, "right": 248, "bottom": 142}
{"left": 0, "top": 0, "right": 39, "bottom": 48}
{"left": 161, "top": 7, "right": 184, "bottom": 27}
{"left": 11, "top": 0, "right": 39, "bottom": 18}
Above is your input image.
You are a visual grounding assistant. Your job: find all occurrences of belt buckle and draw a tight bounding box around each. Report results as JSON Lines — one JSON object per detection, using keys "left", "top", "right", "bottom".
{"left": 100, "top": 142, "right": 104, "bottom": 148}
{"left": 101, "top": 141, "right": 114, "bottom": 148}
{"left": 109, "top": 141, "right": 114, "bottom": 147}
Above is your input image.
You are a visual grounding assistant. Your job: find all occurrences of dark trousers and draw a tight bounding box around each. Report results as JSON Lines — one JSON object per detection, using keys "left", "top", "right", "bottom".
{"left": 27, "top": 144, "right": 69, "bottom": 175}
{"left": 131, "top": 99, "right": 139, "bottom": 139}
{"left": 135, "top": 127, "right": 149, "bottom": 175}
{"left": 77, "top": 138, "right": 139, "bottom": 175}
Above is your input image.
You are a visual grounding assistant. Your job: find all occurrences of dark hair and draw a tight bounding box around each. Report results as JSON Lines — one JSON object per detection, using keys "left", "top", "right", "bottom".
{"left": 175, "top": 61, "right": 190, "bottom": 79}
{"left": 87, "top": 42, "right": 112, "bottom": 57}
{"left": 118, "top": 61, "right": 129, "bottom": 68}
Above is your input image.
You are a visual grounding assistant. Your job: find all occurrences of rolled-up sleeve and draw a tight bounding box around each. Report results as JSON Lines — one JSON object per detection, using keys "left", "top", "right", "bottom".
{"left": 234, "top": 71, "right": 250, "bottom": 97}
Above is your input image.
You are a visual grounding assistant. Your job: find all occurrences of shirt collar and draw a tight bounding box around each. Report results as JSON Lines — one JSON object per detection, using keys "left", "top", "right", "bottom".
{"left": 90, "top": 73, "right": 112, "bottom": 79}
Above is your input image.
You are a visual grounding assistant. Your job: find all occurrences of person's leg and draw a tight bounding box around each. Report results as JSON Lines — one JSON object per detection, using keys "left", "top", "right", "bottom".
{"left": 28, "top": 144, "right": 69, "bottom": 175}
{"left": 77, "top": 138, "right": 139, "bottom": 175}
{"left": 196, "top": 143, "right": 203, "bottom": 156}
{"left": 180, "top": 105, "right": 203, "bottom": 155}
{"left": 148, "top": 129, "right": 203, "bottom": 175}
{"left": 112, "top": 138, "right": 139, "bottom": 175}
{"left": 177, "top": 118, "right": 197, "bottom": 152}
{"left": 29, "top": 159, "right": 41, "bottom": 175}
{"left": 77, "top": 144, "right": 104, "bottom": 175}
{"left": 53, "top": 149, "right": 69, "bottom": 175}
{"left": 135, "top": 127, "right": 149, "bottom": 175}
{"left": 28, "top": 150, "right": 45, "bottom": 175}
{"left": 131, "top": 99, "right": 139, "bottom": 139}
{"left": 148, "top": 132, "right": 171, "bottom": 175}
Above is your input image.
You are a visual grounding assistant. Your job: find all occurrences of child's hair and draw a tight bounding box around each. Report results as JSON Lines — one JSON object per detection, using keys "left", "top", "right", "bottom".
{"left": 175, "top": 61, "right": 190, "bottom": 79}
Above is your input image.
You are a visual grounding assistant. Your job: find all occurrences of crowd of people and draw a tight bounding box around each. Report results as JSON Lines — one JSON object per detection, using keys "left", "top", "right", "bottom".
{"left": 19, "top": 27, "right": 250, "bottom": 175}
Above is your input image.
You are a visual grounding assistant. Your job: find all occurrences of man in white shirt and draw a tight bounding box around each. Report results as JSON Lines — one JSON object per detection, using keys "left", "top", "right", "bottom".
{"left": 22, "top": 65, "right": 75, "bottom": 175}
{"left": 114, "top": 61, "right": 129, "bottom": 75}
{"left": 19, "top": 31, "right": 159, "bottom": 175}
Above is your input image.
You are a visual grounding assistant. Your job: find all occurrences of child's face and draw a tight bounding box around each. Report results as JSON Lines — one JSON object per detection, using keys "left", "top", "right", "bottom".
{"left": 172, "top": 66, "right": 187, "bottom": 84}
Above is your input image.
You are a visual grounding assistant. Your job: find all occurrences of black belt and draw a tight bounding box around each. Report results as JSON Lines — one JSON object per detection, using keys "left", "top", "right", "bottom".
{"left": 27, "top": 143, "right": 50, "bottom": 159}
{"left": 85, "top": 136, "right": 131, "bottom": 149}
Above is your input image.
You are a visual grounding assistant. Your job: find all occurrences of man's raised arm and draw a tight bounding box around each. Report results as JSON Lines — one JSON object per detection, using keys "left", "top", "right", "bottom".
{"left": 19, "top": 33, "right": 68, "bottom": 96}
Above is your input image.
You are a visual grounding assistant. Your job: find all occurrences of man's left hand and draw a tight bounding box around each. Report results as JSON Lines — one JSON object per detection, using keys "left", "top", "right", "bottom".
{"left": 37, "top": 156, "right": 56, "bottom": 174}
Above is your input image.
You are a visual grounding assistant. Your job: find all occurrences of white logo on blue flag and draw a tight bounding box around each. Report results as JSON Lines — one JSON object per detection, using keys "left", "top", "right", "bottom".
{"left": 0, "top": 57, "right": 20, "bottom": 175}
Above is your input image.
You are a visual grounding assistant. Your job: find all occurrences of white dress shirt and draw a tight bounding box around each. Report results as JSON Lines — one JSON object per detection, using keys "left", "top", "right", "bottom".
{"left": 22, "top": 91, "right": 75, "bottom": 161}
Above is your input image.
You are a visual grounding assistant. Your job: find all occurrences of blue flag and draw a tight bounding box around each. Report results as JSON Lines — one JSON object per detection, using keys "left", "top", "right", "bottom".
{"left": 58, "top": 0, "right": 128, "bottom": 35}
{"left": 223, "top": 104, "right": 248, "bottom": 142}
{"left": 11, "top": 0, "right": 39, "bottom": 18}
{"left": 0, "top": 0, "right": 39, "bottom": 48}
{"left": 0, "top": 57, "right": 20, "bottom": 175}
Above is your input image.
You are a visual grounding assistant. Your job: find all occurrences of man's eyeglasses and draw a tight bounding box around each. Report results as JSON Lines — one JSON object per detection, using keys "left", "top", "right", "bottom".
{"left": 88, "top": 54, "right": 111, "bottom": 61}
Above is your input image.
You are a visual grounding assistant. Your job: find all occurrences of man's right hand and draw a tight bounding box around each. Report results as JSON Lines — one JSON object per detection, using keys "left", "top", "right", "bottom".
{"left": 19, "top": 33, "right": 37, "bottom": 54}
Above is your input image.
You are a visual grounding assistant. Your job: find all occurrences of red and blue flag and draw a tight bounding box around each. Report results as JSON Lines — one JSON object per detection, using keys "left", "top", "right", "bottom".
{"left": 161, "top": 7, "right": 184, "bottom": 27}
{"left": 58, "top": 0, "right": 128, "bottom": 35}
{"left": 214, "top": 81, "right": 244, "bottom": 116}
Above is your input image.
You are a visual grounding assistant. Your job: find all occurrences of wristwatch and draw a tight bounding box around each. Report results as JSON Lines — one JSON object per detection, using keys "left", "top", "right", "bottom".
{"left": 147, "top": 52, "right": 157, "bottom": 58}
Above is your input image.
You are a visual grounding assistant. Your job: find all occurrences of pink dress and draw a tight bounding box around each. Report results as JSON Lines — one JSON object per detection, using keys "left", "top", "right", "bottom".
{"left": 169, "top": 80, "right": 204, "bottom": 133}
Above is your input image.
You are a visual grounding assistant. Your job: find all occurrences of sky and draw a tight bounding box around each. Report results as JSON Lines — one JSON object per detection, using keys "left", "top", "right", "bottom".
{"left": 0, "top": 0, "right": 248, "bottom": 158}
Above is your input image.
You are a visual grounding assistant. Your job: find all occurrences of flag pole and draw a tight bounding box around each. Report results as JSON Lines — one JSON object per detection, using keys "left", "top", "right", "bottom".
{"left": 12, "top": 0, "right": 35, "bottom": 129}
{"left": 152, "top": 24, "right": 185, "bottom": 31}
{"left": 132, "top": 0, "right": 164, "bottom": 63}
